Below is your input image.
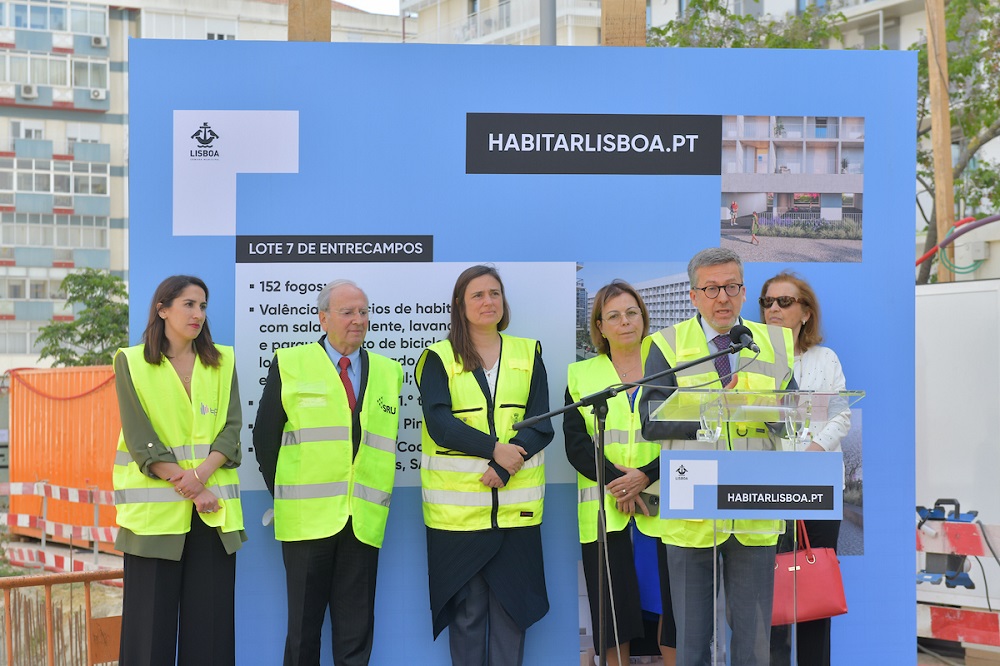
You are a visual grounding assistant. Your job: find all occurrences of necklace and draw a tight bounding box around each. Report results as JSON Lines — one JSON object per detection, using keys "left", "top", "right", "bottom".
{"left": 167, "top": 346, "right": 196, "bottom": 386}
{"left": 614, "top": 362, "right": 640, "bottom": 378}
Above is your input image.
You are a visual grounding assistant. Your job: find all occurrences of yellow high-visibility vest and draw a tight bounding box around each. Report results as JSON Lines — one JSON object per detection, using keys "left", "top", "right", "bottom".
{"left": 568, "top": 354, "right": 660, "bottom": 543}
{"left": 113, "top": 344, "right": 243, "bottom": 535}
{"left": 416, "top": 336, "right": 544, "bottom": 531}
{"left": 643, "top": 318, "right": 793, "bottom": 548}
{"left": 274, "top": 343, "right": 402, "bottom": 547}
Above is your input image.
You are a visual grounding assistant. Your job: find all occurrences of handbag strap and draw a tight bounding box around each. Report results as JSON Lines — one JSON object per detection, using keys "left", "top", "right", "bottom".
{"left": 796, "top": 520, "right": 814, "bottom": 557}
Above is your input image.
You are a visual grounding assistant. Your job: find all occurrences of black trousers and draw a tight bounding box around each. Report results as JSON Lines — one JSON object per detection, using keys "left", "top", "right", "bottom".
{"left": 581, "top": 528, "right": 645, "bottom": 652}
{"left": 282, "top": 520, "right": 380, "bottom": 666}
{"left": 770, "top": 519, "right": 841, "bottom": 666}
{"left": 119, "top": 510, "right": 236, "bottom": 666}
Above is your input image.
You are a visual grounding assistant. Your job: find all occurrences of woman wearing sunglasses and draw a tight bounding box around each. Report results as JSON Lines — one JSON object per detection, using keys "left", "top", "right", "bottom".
{"left": 759, "top": 272, "right": 850, "bottom": 666}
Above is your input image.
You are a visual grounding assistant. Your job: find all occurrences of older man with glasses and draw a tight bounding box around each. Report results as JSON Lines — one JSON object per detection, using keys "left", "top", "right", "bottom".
{"left": 639, "top": 248, "right": 796, "bottom": 666}
{"left": 254, "top": 279, "right": 404, "bottom": 666}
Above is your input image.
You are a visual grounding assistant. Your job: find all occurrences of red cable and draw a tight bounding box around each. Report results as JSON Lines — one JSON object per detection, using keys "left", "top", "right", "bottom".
{"left": 6, "top": 368, "right": 115, "bottom": 401}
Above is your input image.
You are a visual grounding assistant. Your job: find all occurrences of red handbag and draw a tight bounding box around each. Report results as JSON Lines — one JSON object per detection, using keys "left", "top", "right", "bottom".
{"left": 771, "top": 520, "right": 848, "bottom": 626}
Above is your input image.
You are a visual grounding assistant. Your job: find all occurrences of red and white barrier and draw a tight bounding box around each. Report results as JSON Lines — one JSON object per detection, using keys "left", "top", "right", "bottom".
{"left": 0, "top": 480, "right": 120, "bottom": 575}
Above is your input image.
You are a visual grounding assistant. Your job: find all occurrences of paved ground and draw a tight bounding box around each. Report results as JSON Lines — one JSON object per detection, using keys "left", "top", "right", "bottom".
{"left": 720, "top": 229, "right": 862, "bottom": 263}
{"left": 837, "top": 511, "right": 865, "bottom": 556}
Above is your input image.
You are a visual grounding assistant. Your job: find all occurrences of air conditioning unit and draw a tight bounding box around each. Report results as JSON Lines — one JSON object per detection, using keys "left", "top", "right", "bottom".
{"left": 90, "top": 88, "right": 106, "bottom": 101}
{"left": 91, "top": 35, "right": 108, "bottom": 48}
{"left": 20, "top": 84, "right": 37, "bottom": 99}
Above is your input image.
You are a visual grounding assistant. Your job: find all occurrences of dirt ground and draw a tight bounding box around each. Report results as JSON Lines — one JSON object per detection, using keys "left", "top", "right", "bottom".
{"left": 3, "top": 567, "right": 123, "bottom": 619}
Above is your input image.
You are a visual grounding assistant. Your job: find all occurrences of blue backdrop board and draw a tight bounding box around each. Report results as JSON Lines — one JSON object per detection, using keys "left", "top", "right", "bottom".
{"left": 129, "top": 41, "right": 916, "bottom": 663}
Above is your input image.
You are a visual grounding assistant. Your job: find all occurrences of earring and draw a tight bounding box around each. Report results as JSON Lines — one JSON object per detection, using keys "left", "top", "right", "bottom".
{"left": 801, "top": 320, "right": 806, "bottom": 326}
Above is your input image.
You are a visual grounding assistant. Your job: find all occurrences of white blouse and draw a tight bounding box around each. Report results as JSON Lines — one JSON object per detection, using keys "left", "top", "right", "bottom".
{"left": 793, "top": 345, "right": 850, "bottom": 453}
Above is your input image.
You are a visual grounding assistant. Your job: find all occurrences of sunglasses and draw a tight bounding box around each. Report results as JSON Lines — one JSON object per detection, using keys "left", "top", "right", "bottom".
{"left": 759, "top": 295, "right": 801, "bottom": 309}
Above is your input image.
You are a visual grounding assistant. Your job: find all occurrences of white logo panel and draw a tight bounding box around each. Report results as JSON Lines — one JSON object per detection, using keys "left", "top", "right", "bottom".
{"left": 173, "top": 110, "right": 299, "bottom": 236}
{"left": 667, "top": 459, "right": 718, "bottom": 510}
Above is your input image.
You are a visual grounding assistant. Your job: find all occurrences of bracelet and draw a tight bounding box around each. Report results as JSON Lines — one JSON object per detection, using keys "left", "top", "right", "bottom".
{"left": 193, "top": 468, "right": 203, "bottom": 483}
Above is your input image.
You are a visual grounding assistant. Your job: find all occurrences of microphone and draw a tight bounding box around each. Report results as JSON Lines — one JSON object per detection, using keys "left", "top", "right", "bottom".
{"left": 729, "top": 324, "right": 760, "bottom": 354}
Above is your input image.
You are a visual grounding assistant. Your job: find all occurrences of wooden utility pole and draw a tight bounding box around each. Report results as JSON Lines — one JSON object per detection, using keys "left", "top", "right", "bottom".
{"left": 926, "top": 0, "right": 954, "bottom": 282}
{"left": 289, "top": 0, "right": 331, "bottom": 42}
{"left": 601, "top": 0, "right": 646, "bottom": 46}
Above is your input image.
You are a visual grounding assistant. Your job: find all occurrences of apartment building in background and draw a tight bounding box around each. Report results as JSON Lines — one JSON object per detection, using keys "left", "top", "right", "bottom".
{"left": 402, "top": 0, "right": 601, "bottom": 45}
{"left": 723, "top": 114, "right": 864, "bottom": 223}
{"left": 0, "top": 0, "right": 408, "bottom": 374}
{"left": 583, "top": 272, "right": 695, "bottom": 336}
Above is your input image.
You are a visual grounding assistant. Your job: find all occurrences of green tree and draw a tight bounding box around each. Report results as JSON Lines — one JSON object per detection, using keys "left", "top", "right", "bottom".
{"left": 915, "top": 0, "right": 1000, "bottom": 284}
{"left": 36, "top": 268, "right": 129, "bottom": 366}
{"left": 648, "top": 0, "right": 845, "bottom": 49}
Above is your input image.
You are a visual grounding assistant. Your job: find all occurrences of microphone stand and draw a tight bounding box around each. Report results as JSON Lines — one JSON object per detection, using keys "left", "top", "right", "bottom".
{"left": 513, "top": 342, "right": 747, "bottom": 666}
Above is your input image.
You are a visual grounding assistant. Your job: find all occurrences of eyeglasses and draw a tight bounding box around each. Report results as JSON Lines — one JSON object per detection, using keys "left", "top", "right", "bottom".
{"left": 602, "top": 308, "right": 642, "bottom": 324}
{"left": 692, "top": 283, "right": 743, "bottom": 299}
{"left": 332, "top": 308, "right": 370, "bottom": 318}
{"left": 758, "top": 296, "right": 801, "bottom": 309}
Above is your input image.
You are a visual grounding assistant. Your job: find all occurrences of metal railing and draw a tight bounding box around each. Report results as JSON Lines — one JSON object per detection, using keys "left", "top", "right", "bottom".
{"left": 0, "top": 569, "right": 122, "bottom": 666}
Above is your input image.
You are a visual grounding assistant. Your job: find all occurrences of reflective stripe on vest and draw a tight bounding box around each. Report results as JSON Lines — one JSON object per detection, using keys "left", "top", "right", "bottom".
{"left": 274, "top": 343, "right": 402, "bottom": 547}
{"left": 112, "top": 344, "right": 243, "bottom": 536}
{"left": 417, "top": 335, "right": 545, "bottom": 532}
{"left": 422, "top": 485, "right": 544, "bottom": 507}
{"left": 567, "top": 354, "right": 660, "bottom": 542}
{"left": 647, "top": 318, "right": 793, "bottom": 548}
{"left": 115, "top": 482, "right": 241, "bottom": 506}
{"left": 282, "top": 426, "right": 350, "bottom": 446}
{"left": 420, "top": 453, "right": 544, "bottom": 473}
{"left": 275, "top": 481, "right": 348, "bottom": 500}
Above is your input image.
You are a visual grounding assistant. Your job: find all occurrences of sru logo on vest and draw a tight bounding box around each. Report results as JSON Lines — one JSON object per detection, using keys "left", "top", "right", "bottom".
{"left": 200, "top": 402, "right": 218, "bottom": 416}
{"left": 377, "top": 396, "right": 397, "bottom": 415}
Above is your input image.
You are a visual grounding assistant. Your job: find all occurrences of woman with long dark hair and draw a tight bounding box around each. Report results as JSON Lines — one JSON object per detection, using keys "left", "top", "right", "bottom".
{"left": 416, "top": 265, "right": 553, "bottom": 665}
{"left": 113, "top": 275, "right": 245, "bottom": 665}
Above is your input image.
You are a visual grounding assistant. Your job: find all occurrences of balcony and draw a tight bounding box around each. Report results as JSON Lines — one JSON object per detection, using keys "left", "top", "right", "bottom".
{"left": 412, "top": 0, "right": 600, "bottom": 44}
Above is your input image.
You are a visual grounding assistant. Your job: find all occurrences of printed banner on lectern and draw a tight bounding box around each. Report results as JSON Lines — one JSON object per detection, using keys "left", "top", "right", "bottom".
{"left": 661, "top": 450, "right": 843, "bottom": 520}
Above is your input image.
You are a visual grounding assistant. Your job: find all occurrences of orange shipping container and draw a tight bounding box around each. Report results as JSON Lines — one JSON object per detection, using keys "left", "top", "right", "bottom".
{"left": 7, "top": 366, "right": 119, "bottom": 544}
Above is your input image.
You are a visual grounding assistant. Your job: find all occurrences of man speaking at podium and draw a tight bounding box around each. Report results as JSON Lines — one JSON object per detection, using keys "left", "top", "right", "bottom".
{"left": 639, "top": 247, "right": 794, "bottom": 666}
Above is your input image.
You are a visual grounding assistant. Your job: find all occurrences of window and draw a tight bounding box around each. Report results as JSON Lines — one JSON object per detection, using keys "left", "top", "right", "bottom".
{"left": 29, "top": 279, "right": 47, "bottom": 299}
{"left": 70, "top": 5, "right": 105, "bottom": 34}
{"left": 0, "top": 322, "right": 30, "bottom": 354}
{"left": 50, "top": 6, "right": 65, "bottom": 31}
{"left": 862, "top": 23, "right": 900, "bottom": 50}
{"left": 0, "top": 320, "right": 44, "bottom": 354}
{"left": 8, "top": 159, "right": 107, "bottom": 198}
{"left": 50, "top": 214, "right": 109, "bottom": 248}
{"left": 7, "top": 278, "right": 25, "bottom": 299}
{"left": 72, "top": 58, "right": 107, "bottom": 88}
{"left": 206, "top": 32, "right": 234, "bottom": 40}
{"left": 1, "top": 53, "right": 69, "bottom": 85}
{"left": 10, "top": 1, "right": 104, "bottom": 34}
{"left": 12, "top": 4, "right": 26, "bottom": 27}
